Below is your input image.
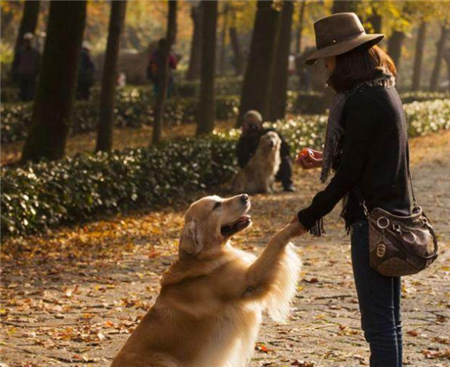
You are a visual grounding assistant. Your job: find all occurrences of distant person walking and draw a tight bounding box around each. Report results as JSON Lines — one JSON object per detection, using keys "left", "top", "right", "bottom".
{"left": 12, "top": 33, "right": 40, "bottom": 102}
{"left": 146, "top": 38, "right": 177, "bottom": 98}
{"left": 76, "top": 41, "right": 96, "bottom": 100}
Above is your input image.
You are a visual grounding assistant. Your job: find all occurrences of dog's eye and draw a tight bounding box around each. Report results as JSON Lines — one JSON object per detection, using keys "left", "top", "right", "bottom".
{"left": 213, "top": 202, "right": 222, "bottom": 210}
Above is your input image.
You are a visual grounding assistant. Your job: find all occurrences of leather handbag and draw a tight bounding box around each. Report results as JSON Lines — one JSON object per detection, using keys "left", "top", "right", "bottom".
{"left": 358, "top": 146, "right": 439, "bottom": 277}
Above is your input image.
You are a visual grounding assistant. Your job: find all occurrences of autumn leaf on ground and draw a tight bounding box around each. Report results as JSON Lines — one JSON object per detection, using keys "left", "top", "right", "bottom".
{"left": 421, "top": 349, "right": 450, "bottom": 359}
{"left": 255, "top": 342, "right": 270, "bottom": 353}
{"left": 291, "top": 360, "right": 316, "bottom": 366}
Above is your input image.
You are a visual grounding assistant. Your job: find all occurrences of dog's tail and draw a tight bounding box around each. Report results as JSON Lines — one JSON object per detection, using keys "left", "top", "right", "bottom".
{"left": 264, "top": 243, "right": 302, "bottom": 323}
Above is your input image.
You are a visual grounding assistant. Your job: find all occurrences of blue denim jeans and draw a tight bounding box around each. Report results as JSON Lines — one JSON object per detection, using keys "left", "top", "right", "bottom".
{"left": 350, "top": 220, "right": 402, "bottom": 367}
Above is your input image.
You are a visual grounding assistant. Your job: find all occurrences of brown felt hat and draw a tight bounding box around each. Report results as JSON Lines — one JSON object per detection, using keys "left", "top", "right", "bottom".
{"left": 304, "top": 12, "right": 384, "bottom": 65}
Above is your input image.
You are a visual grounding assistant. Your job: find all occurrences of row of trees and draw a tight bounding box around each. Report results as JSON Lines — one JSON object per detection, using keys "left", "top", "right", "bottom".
{"left": 9, "top": 0, "right": 450, "bottom": 163}
{"left": 20, "top": 0, "right": 128, "bottom": 162}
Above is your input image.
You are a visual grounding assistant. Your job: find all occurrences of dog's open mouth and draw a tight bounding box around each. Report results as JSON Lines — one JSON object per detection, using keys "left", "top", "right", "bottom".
{"left": 221, "top": 215, "right": 252, "bottom": 236}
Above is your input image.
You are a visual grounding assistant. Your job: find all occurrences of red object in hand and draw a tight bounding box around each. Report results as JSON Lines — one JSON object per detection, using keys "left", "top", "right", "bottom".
{"left": 299, "top": 148, "right": 312, "bottom": 158}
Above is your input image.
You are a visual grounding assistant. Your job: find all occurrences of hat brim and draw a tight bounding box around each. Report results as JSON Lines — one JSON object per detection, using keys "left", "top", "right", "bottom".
{"left": 304, "top": 33, "right": 384, "bottom": 65}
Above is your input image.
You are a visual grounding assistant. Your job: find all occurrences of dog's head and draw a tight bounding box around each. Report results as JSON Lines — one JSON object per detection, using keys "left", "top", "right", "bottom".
{"left": 259, "top": 131, "right": 281, "bottom": 152}
{"left": 178, "top": 194, "right": 252, "bottom": 259}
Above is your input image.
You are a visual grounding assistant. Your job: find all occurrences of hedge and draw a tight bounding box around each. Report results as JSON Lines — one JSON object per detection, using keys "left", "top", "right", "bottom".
{"left": 0, "top": 78, "right": 245, "bottom": 103}
{"left": 2, "top": 98, "right": 450, "bottom": 237}
{"left": 1, "top": 137, "right": 236, "bottom": 236}
{"left": 0, "top": 96, "right": 241, "bottom": 144}
{"left": 3, "top": 91, "right": 449, "bottom": 145}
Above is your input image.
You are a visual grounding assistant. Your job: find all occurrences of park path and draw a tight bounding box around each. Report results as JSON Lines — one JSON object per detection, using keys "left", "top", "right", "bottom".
{"left": 1, "top": 131, "right": 449, "bottom": 367}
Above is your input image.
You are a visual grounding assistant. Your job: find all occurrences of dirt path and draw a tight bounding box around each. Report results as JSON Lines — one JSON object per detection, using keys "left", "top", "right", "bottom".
{"left": 1, "top": 131, "right": 449, "bottom": 367}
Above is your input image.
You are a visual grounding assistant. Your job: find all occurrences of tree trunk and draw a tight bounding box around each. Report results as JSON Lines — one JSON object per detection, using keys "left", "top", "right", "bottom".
{"left": 429, "top": 23, "right": 449, "bottom": 92}
{"left": 269, "top": 1, "right": 294, "bottom": 121}
{"left": 152, "top": 1, "right": 177, "bottom": 144}
{"left": 367, "top": 6, "right": 382, "bottom": 33}
{"left": 186, "top": 3, "right": 202, "bottom": 81}
{"left": 411, "top": 21, "right": 427, "bottom": 92}
{"left": 387, "top": 30, "right": 406, "bottom": 70}
{"left": 332, "top": 1, "right": 356, "bottom": 14}
{"left": 229, "top": 25, "right": 244, "bottom": 76}
{"left": 295, "top": 0, "right": 306, "bottom": 54}
{"left": 444, "top": 48, "right": 450, "bottom": 91}
{"left": 219, "top": 4, "right": 229, "bottom": 75}
{"left": 14, "top": 0, "right": 41, "bottom": 54}
{"left": 196, "top": 0, "right": 218, "bottom": 135}
{"left": 236, "top": 0, "right": 281, "bottom": 127}
{"left": 21, "top": 1, "right": 87, "bottom": 163}
{"left": 95, "top": 1, "right": 127, "bottom": 152}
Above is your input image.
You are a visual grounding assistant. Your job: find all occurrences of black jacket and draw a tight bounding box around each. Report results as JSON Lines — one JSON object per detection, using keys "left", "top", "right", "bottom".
{"left": 236, "top": 128, "right": 291, "bottom": 168}
{"left": 298, "top": 83, "right": 412, "bottom": 231}
{"left": 78, "top": 48, "right": 95, "bottom": 85}
{"left": 12, "top": 46, "right": 40, "bottom": 80}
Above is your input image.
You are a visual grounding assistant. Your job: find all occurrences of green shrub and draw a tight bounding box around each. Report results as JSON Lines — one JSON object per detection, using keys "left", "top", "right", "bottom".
{"left": 400, "top": 91, "right": 450, "bottom": 104}
{"left": 0, "top": 87, "right": 19, "bottom": 103}
{"left": 216, "top": 99, "right": 450, "bottom": 152}
{"left": 4, "top": 88, "right": 449, "bottom": 144}
{"left": 405, "top": 99, "right": 450, "bottom": 136}
{"left": 294, "top": 91, "right": 450, "bottom": 115}
{"left": 1, "top": 96, "right": 240, "bottom": 144}
{"left": 0, "top": 78, "right": 245, "bottom": 103}
{"left": 1, "top": 137, "right": 236, "bottom": 236}
{"left": 214, "top": 114, "right": 328, "bottom": 153}
{"left": 3, "top": 97, "right": 449, "bottom": 237}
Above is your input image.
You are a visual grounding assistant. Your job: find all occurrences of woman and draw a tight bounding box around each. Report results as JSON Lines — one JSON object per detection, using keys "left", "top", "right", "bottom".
{"left": 290, "top": 13, "right": 411, "bottom": 367}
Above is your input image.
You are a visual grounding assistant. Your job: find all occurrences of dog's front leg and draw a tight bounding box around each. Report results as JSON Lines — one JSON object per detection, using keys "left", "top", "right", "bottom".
{"left": 243, "top": 223, "right": 301, "bottom": 321}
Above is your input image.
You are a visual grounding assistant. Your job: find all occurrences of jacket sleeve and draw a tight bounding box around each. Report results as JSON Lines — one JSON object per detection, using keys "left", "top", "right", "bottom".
{"left": 297, "top": 95, "right": 378, "bottom": 230}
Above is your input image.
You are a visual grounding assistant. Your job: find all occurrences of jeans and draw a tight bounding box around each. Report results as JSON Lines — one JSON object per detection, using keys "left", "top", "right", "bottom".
{"left": 350, "top": 220, "right": 402, "bottom": 367}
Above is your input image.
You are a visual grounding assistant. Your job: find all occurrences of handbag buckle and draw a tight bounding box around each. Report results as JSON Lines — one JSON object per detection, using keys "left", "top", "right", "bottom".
{"left": 377, "top": 217, "right": 390, "bottom": 229}
{"left": 392, "top": 223, "right": 401, "bottom": 232}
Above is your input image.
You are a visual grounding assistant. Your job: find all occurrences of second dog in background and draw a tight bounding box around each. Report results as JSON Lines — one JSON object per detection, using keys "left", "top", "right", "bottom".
{"left": 232, "top": 131, "right": 281, "bottom": 194}
{"left": 235, "top": 110, "right": 295, "bottom": 193}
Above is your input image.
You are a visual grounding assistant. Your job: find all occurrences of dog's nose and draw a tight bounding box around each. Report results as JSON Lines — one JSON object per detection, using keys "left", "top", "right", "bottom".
{"left": 240, "top": 194, "right": 249, "bottom": 204}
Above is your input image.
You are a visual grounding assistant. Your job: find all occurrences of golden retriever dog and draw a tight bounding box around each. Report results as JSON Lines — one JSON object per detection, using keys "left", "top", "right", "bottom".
{"left": 232, "top": 131, "right": 281, "bottom": 194}
{"left": 112, "top": 194, "right": 301, "bottom": 367}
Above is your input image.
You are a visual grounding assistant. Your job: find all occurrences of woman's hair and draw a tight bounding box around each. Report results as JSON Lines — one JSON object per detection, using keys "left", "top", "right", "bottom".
{"left": 327, "top": 44, "right": 397, "bottom": 93}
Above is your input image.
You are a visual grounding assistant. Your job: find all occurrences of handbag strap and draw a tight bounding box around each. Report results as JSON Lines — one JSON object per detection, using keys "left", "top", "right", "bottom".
{"left": 406, "top": 141, "right": 418, "bottom": 209}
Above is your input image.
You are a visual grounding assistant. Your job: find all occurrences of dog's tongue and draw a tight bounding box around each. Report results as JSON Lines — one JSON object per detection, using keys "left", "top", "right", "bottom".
{"left": 238, "top": 215, "right": 251, "bottom": 223}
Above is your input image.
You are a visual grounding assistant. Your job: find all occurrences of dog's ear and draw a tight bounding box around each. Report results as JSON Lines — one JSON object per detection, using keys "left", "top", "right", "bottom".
{"left": 179, "top": 219, "right": 204, "bottom": 259}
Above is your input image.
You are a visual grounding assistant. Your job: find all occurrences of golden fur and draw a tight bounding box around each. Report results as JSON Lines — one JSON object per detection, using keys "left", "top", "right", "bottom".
{"left": 112, "top": 194, "right": 301, "bottom": 367}
{"left": 232, "top": 132, "right": 282, "bottom": 194}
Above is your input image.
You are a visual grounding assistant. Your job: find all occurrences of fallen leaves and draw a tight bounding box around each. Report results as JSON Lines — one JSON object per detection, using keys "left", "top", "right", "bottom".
{"left": 1, "top": 137, "right": 450, "bottom": 366}
{"left": 433, "top": 336, "right": 450, "bottom": 345}
{"left": 421, "top": 349, "right": 450, "bottom": 360}
{"left": 255, "top": 342, "right": 270, "bottom": 353}
{"left": 291, "top": 360, "right": 316, "bottom": 366}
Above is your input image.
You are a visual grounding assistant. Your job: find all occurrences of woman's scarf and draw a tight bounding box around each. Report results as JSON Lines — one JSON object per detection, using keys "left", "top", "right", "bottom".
{"left": 308, "top": 68, "right": 396, "bottom": 237}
